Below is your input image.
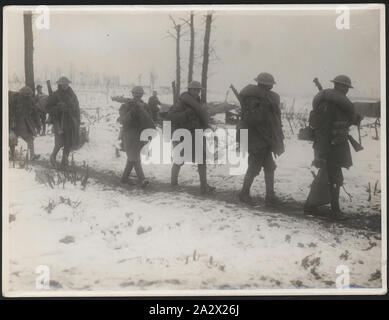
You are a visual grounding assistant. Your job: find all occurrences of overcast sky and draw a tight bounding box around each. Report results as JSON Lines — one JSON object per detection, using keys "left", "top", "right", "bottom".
{"left": 5, "top": 5, "right": 382, "bottom": 98}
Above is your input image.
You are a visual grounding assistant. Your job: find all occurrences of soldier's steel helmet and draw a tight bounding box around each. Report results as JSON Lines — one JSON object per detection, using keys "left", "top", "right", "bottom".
{"left": 36, "top": 84, "right": 42, "bottom": 89}
{"left": 131, "top": 86, "right": 145, "bottom": 94}
{"left": 56, "top": 76, "right": 72, "bottom": 85}
{"left": 188, "top": 81, "right": 203, "bottom": 89}
{"left": 331, "top": 75, "right": 353, "bottom": 88}
{"left": 19, "top": 86, "right": 33, "bottom": 96}
{"left": 255, "top": 73, "right": 276, "bottom": 85}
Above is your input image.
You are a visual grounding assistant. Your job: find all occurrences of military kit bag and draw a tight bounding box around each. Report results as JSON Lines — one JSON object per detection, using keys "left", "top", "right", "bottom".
{"left": 298, "top": 126, "right": 314, "bottom": 141}
{"left": 138, "top": 107, "right": 156, "bottom": 131}
{"left": 331, "top": 121, "right": 349, "bottom": 145}
{"left": 306, "top": 167, "right": 331, "bottom": 207}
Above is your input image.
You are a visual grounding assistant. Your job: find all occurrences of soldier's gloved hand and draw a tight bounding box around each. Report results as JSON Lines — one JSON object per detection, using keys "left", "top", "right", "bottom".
{"left": 355, "top": 113, "right": 363, "bottom": 125}
{"left": 312, "top": 158, "right": 326, "bottom": 168}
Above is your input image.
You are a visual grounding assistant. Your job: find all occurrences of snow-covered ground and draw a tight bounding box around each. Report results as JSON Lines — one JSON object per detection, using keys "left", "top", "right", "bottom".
{"left": 4, "top": 91, "right": 385, "bottom": 296}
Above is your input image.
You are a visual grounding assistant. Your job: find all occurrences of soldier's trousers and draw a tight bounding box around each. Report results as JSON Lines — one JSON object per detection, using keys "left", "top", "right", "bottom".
{"left": 247, "top": 149, "right": 276, "bottom": 176}
{"left": 40, "top": 112, "right": 47, "bottom": 135}
{"left": 51, "top": 142, "right": 71, "bottom": 166}
{"left": 241, "top": 148, "right": 277, "bottom": 195}
{"left": 24, "top": 136, "right": 36, "bottom": 159}
{"left": 171, "top": 163, "right": 208, "bottom": 188}
{"left": 121, "top": 159, "right": 145, "bottom": 183}
{"left": 326, "top": 165, "right": 343, "bottom": 187}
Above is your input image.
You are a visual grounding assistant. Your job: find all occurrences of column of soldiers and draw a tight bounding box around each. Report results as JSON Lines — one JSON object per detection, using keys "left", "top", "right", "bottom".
{"left": 9, "top": 73, "right": 361, "bottom": 221}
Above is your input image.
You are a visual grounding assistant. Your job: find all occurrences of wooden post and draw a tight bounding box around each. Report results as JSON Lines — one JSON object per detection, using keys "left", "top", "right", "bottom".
{"left": 201, "top": 13, "right": 212, "bottom": 104}
{"left": 23, "top": 11, "right": 35, "bottom": 94}
{"left": 188, "top": 12, "right": 195, "bottom": 84}
{"left": 172, "top": 81, "right": 177, "bottom": 104}
{"left": 175, "top": 24, "right": 181, "bottom": 97}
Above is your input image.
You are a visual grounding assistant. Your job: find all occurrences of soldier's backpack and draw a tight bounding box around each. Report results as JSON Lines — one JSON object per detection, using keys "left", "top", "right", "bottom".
{"left": 138, "top": 104, "right": 156, "bottom": 131}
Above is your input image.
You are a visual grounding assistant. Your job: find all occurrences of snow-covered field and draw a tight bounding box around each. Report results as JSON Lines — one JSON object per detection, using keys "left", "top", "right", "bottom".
{"left": 3, "top": 90, "right": 385, "bottom": 296}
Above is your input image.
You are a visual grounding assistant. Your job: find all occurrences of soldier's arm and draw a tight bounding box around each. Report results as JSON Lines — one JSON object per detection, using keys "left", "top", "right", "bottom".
{"left": 180, "top": 93, "right": 209, "bottom": 127}
{"left": 324, "top": 90, "right": 355, "bottom": 115}
{"left": 45, "top": 94, "right": 61, "bottom": 115}
{"left": 30, "top": 101, "right": 42, "bottom": 130}
{"left": 313, "top": 104, "right": 333, "bottom": 161}
{"left": 121, "top": 103, "right": 141, "bottom": 127}
{"left": 273, "top": 92, "right": 282, "bottom": 119}
{"left": 73, "top": 93, "right": 81, "bottom": 123}
{"left": 345, "top": 102, "right": 361, "bottom": 126}
{"left": 144, "top": 104, "right": 153, "bottom": 117}
{"left": 166, "top": 103, "right": 189, "bottom": 125}
{"left": 118, "top": 104, "right": 129, "bottom": 124}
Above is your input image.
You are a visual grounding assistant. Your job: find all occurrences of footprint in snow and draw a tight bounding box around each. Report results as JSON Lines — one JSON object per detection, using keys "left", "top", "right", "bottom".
{"left": 59, "top": 236, "right": 75, "bottom": 244}
{"left": 137, "top": 226, "right": 152, "bottom": 235}
{"left": 49, "top": 280, "right": 63, "bottom": 289}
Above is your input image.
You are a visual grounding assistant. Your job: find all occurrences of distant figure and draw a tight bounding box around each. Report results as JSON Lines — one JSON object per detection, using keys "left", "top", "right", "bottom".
{"left": 166, "top": 81, "right": 215, "bottom": 195}
{"left": 304, "top": 75, "right": 362, "bottom": 220}
{"left": 46, "top": 76, "right": 80, "bottom": 169}
{"left": 35, "top": 84, "right": 49, "bottom": 135}
{"left": 148, "top": 90, "right": 162, "bottom": 123}
{"left": 10, "top": 86, "right": 41, "bottom": 160}
{"left": 118, "top": 86, "right": 155, "bottom": 187}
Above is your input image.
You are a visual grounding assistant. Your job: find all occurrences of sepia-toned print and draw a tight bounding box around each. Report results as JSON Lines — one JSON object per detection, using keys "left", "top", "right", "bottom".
{"left": 2, "top": 4, "right": 386, "bottom": 296}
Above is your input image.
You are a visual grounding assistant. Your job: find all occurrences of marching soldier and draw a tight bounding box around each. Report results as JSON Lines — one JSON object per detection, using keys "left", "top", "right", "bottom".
{"left": 9, "top": 90, "right": 19, "bottom": 160}
{"left": 46, "top": 76, "right": 80, "bottom": 169}
{"left": 238, "top": 73, "right": 285, "bottom": 206}
{"left": 35, "top": 84, "right": 49, "bottom": 135}
{"left": 119, "top": 86, "right": 155, "bottom": 187}
{"left": 10, "top": 86, "right": 41, "bottom": 160}
{"left": 148, "top": 90, "right": 162, "bottom": 124}
{"left": 167, "top": 80, "right": 215, "bottom": 195}
{"left": 304, "top": 75, "right": 362, "bottom": 220}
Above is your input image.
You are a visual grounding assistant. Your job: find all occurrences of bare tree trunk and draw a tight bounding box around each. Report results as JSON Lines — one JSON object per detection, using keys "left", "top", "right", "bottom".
{"left": 23, "top": 11, "right": 35, "bottom": 94}
{"left": 150, "top": 72, "right": 155, "bottom": 95}
{"left": 175, "top": 24, "right": 181, "bottom": 97}
{"left": 201, "top": 13, "right": 212, "bottom": 104}
{"left": 188, "top": 12, "right": 195, "bottom": 84}
{"left": 172, "top": 81, "right": 177, "bottom": 104}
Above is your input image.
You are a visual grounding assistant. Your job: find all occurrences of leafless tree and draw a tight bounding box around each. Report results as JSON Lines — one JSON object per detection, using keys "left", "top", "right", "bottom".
{"left": 186, "top": 12, "right": 195, "bottom": 84}
{"left": 201, "top": 12, "right": 213, "bottom": 104}
{"left": 167, "top": 15, "right": 182, "bottom": 101}
{"left": 23, "top": 11, "right": 35, "bottom": 94}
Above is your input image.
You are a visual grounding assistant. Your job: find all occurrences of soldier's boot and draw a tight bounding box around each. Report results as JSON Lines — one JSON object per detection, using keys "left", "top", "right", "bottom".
{"left": 26, "top": 138, "right": 40, "bottom": 161}
{"left": 60, "top": 148, "right": 70, "bottom": 170}
{"left": 134, "top": 161, "right": 149, "bottom": 188}
{"left": 50, "top": 144, "right": 61, "bottom": 168}
{"left": 171, "top": 164, "right": 181, "bottom": 186}
{"left": 303, "top": 202, "right": 320, "bottom": 216}
{"left": 198, "top": 164, "right": 215, "bottom": 195}
{"left": 329, "top": 184, "right": 347, "bottom": 221}
{"left": 239, "top": 170, "right": 255, "bottom": 205}
{"left": 264, "top": 169, "right": 282, "bottom": 206}
{"left": 120, "top": 161, "right": 134, "bottom": 184}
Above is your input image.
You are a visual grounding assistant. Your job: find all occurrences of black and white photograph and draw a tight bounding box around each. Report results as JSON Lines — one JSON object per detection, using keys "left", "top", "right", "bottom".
{"left": 2, "top": 4, "right": 386, "bottom": 297}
